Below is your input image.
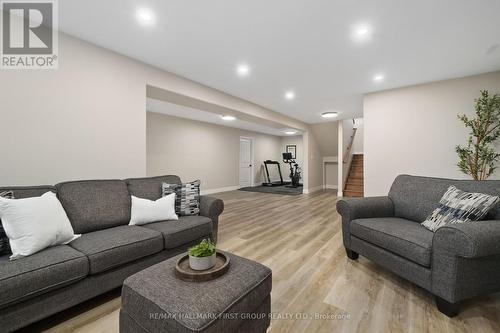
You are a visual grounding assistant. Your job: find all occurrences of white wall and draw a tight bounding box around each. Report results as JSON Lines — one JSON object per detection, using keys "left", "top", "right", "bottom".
{"left": 364, "top": 71, "right": 500, "bottom": 196}
{"left": 309, "top": 122, "right": 339, "bottom": 190}
{"left": 342, "top": 119, "right": 356, "bottom": 185}
{"left": 352, "top": 118, "right": 364, "bottom": 154}
{"left": 147, "top": 112, "right": 283, "bottom": 192}
{"left": 0, "top": 33, "right": 307, "bottom": 186}
{"left": 303, "top": 131, "right": 324, "bottom": 192}
{"left": 324, "top": 163, "right": 338, "bottom": 188}
{"left": 0, "top": 34, "right": 148, "bottom": 185}
{"left": 310, "top": 122, "right": 338, "bottom": 156}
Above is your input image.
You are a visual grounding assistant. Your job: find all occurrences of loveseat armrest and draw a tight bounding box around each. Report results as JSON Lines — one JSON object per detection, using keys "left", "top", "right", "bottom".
{"left": 199, "top": 196, "right": 224, "bottom": 243}
{"left": 336, "top": 196, "right": 394, "bottom": 248}
{"left": 433, "top": 220, "right": 500, "bottom": 258}
{"left": 336, "top": 196, "right": 394, "bottom": 221}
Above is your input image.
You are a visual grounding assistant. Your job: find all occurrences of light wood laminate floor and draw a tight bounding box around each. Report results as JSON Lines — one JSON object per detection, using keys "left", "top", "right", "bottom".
{"left": 24, "top": 190, "right": 500, "bottom": 333}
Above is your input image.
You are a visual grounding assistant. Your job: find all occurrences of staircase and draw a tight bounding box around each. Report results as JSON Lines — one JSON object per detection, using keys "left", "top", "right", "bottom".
{"left": 344, "top": 154, "right": 364, "bottom": 197}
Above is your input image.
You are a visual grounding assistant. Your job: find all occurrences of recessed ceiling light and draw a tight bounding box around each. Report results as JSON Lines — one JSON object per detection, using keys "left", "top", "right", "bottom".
{"left": 356, "top": 26, "right": 369, "bottom": 36}
{"left": 285, "top": 91, "right": 295, "bottom": 100}
{"left": 285, "top": 130, "right": 297, "bottom": 135}
{"left": 236, "top": 63, "right": 250, "bottom": 77}
{"left": 373, "top": 74, "right": 385, "bottom": 82}
{"left": 321, "top": 112, "right": 338, "bottom": 118}
{"left": 221, "top": 115, "right": 236, "bottom": 121}
{"left": 136, "top": 8, "right": 155, "bottom": 25}
{"left": 352, "top": 23, "right": 372, "bottom": 41}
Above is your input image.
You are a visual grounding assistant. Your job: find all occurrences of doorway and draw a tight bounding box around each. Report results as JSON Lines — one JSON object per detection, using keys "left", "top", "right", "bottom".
{"left": 239, "top": 137, "right": 254, "bottom": 188}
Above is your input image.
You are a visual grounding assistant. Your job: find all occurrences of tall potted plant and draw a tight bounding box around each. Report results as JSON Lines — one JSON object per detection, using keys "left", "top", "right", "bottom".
{"left": 456, "top": 90, "right": 500, "bottom": 180}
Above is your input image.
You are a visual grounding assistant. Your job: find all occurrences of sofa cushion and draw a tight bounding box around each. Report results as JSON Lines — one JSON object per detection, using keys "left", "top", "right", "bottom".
{"left": 125, "top": 175, "right": 181, "bottom": 201}
{"left": 0, "top": 186, "right": 56, "bottom": 199}
{"left": 69, "top": 225, "right": 163, "bottom": 274}
{"left": 0, "top": 245, "right": 88, "bottom": 308}
{"left": 388, "top": 175, "right": 500, "bottom": 222}
{"left": 141, "top": 216, "right": 212, "bottom": 249}
{"left": 56, "top": 180, "right": 131, "bottom": 234}
{"left": 350, "top": 217, "right": 434, "bottom": 267}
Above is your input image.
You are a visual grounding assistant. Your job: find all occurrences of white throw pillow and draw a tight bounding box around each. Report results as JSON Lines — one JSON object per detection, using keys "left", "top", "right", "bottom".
{"left": 129, "top": 194, "right": 178, "bottom": 226}
{"left": 0, "top": 192, "right": 80, "bottom": 260}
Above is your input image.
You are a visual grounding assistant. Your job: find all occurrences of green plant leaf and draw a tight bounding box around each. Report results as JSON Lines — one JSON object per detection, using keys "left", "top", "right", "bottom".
{"left": 188, "top": 239, "right": 216, "bottom": 257}
{"left": 457, "top": 90, "right": 500, "bottom": 180}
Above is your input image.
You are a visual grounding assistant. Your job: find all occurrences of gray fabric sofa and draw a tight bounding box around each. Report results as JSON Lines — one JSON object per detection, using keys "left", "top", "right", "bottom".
{"left": 337, "top": 174, "right": 500, "bottom": 317}
{"left": 0, "top": 175, "right": 224, "bottom": 332}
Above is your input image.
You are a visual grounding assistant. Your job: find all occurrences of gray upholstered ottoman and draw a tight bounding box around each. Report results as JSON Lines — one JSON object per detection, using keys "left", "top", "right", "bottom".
{"left": 120, "top": 252, "right": 272, "bottom": 333}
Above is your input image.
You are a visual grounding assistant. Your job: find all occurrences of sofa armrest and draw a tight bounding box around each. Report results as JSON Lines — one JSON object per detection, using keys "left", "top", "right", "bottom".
{"left": 336, "top": 196, "right": 394, "bottom": 248}
{"left": 199, "top": 196, "right": 224, "bottom": 218}
{"left": 199, "top": 196, "right": 224, "bottom": 243}
{"left": 336, "top": 196, "right": 394, "bottom": 221}
{"left": 433, "top": 220, "right": 500, "bottom": 258}
{"left": 432, "top": 220, "right": 500, "bottom": 303}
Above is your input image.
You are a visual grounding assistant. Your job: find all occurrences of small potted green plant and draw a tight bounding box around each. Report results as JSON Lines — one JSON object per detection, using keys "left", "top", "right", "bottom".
{"left": 188, "top": 239, "right": 216, "bottom": 270}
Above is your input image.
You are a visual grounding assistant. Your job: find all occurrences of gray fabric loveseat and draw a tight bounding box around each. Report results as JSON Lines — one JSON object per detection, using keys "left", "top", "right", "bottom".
{"left": 337, "top": 175, "right": 500, "bottom": 317}
{"left": 0, "top": 175, "right": 224, "bottom": 332}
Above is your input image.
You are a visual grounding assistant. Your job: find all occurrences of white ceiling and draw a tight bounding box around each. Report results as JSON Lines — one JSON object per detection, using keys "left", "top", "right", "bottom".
{"left": 59, "top": 0, "right": 500, "bottom": 123}
{"left": 147, "top": 98, "right": 300, "bottom": 137}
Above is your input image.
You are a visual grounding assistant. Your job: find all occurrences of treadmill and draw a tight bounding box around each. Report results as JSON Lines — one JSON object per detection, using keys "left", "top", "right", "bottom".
{"left": 262, "top": 160, "right": 288, "bottom": 187}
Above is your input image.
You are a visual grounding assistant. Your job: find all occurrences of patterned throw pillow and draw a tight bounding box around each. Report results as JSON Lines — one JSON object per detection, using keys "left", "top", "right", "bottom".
{"left": 0, "top": 190, "right": 14, "bottom": 255}
{"left": 422, "top": 185, "right": 499, "bottom": 232}
{"left": 162, "top": 180, "right": 201, "bottom": 216}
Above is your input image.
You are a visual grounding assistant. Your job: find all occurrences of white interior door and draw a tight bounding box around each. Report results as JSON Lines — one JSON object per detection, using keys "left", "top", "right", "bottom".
{"left": 239, "top": 138, "right": 253, "bottom": 188}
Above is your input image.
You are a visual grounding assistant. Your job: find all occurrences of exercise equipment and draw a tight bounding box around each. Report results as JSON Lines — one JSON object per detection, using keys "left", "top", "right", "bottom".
{"left": 262, "top": 160, "right": 285, "bottom": 187}
{"left": 283, "top": 152, "right": 302, "bottom": 188}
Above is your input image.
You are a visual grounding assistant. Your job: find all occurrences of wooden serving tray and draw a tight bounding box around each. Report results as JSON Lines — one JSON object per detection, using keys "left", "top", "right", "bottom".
{"left": 175, "top": 252, "right": 230, "bottom": 282}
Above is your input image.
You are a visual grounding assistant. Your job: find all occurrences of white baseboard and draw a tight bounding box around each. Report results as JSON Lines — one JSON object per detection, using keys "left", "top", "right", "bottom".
{"left": 201, "top": 186, "right": 239, "bottom": 195}
{"left": 323, "top": 185, "right": 338, "bottom": 189}
{"left": 303, "top": 185, "right": 323, "bottom": 194}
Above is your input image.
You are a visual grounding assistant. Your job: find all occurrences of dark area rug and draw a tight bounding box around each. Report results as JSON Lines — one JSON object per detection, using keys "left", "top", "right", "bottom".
{"left": 239, "top": 185, "right": 303, "bottom": 195}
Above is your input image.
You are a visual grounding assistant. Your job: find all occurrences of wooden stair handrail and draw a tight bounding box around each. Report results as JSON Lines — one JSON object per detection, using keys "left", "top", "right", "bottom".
{"left": 343, "top": 126, "right": 357, "bottom": 163}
